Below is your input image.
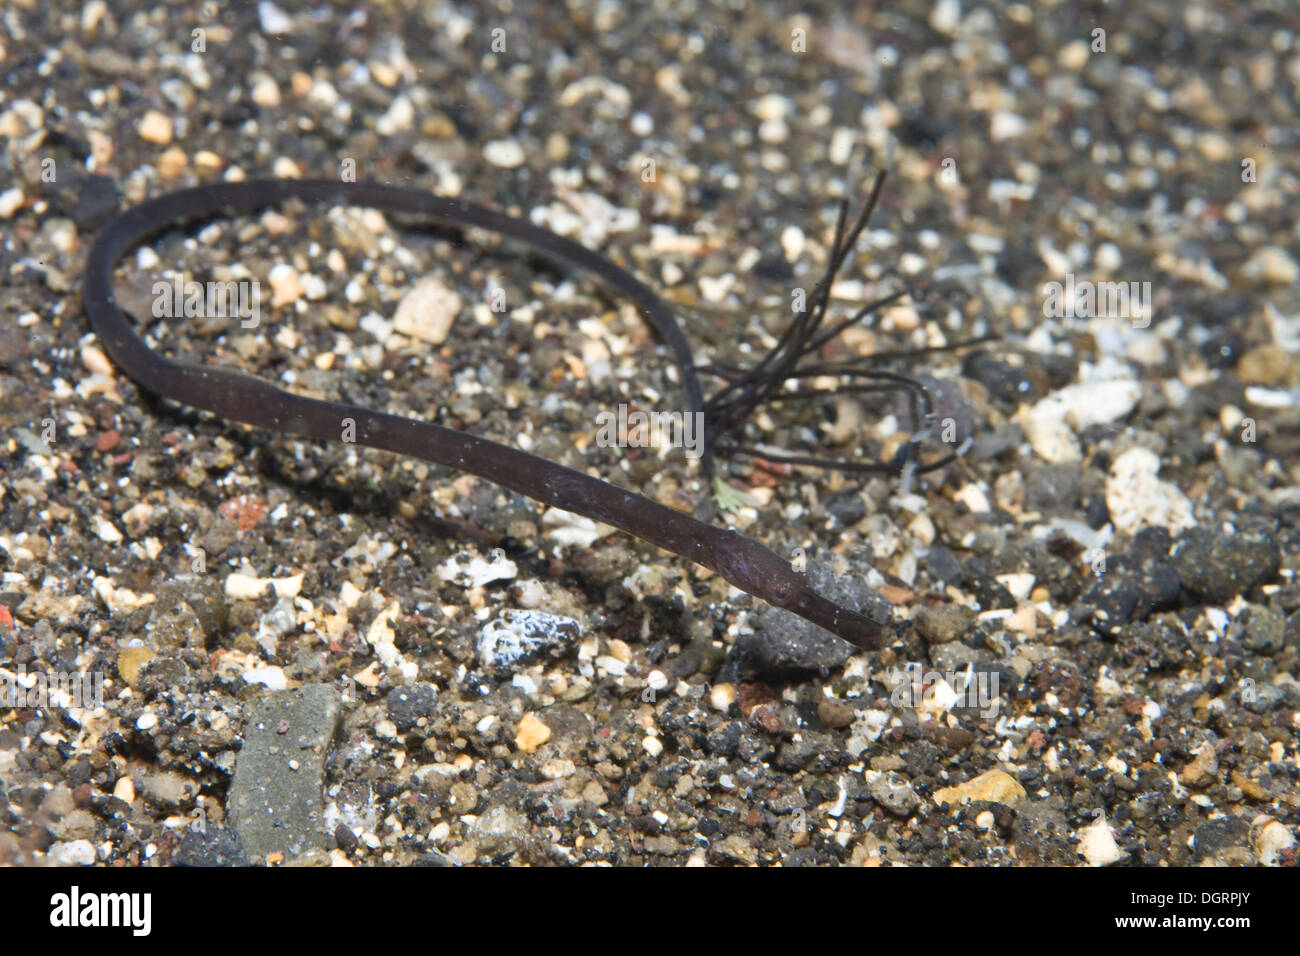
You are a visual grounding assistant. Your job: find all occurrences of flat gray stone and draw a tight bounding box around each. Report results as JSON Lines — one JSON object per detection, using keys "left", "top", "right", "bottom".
{"left": 227, "top": 685, "right": 341, "bottom": 861}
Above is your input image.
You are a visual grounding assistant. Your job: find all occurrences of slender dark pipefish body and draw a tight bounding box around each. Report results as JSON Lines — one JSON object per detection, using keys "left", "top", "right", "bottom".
{"left": 83, "top": 178, "right": 890, "bottom": 651}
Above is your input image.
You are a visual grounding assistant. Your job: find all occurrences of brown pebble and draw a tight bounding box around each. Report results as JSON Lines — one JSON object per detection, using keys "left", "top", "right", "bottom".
{"left": 96, "top": 429, "right": 121, "bottom": 452}
{"left": 1237, "top": 344, "right": 1299, "bottom": 387}
{"left": 737, "top": 681, "right": 775, "bottom": 717}
{"left": 749, "top": 702, "right": 783, "bottom": 734}
{"left": 1230, "top": 770, "right": 1269, "bottom": 801}
{"left": 932, "top": 726, "right": 976, "bottom": 749}
{"left": 219, "top": 494, "right": 269, "bottom": 531}
{"left": 818, "top": 697, "right": 855, "bottom": 729}
{"left": 138, "top": 109, "right": 174, "bottom": 145}
{"left": 879, "top": 583, "right": 915, "bottom": 605}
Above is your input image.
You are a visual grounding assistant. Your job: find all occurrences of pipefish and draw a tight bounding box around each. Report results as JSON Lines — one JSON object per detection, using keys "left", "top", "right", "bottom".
{"left": 82, "top": 174, "right": 960, "bottom": 652}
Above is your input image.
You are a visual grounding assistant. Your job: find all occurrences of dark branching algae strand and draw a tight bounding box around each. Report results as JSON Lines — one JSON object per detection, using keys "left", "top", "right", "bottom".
{"left": 82, "top": 171, "right": 976, "bottom": 652}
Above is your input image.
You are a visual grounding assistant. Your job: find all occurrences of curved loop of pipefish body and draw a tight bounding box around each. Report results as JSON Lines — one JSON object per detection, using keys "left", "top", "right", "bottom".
{"left": 84, "top": 179, "right": 712, "bottom": 473}
{"left": 82, "top": 178, "right": 888, "bottom": 651}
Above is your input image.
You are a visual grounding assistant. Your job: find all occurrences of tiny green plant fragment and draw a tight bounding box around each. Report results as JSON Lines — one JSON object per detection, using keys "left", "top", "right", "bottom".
{"left": 712, "top": 475, "right": 759, "bottom": 513}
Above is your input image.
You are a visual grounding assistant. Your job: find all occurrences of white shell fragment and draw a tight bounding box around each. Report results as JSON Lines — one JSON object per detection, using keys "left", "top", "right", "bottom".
{"left": 542, "top": 508, "right": 616, "bottom": 550}
{"left": 1106, "top": 447, "right": 1195, "bottom": 535}
{"left": 1022, "top": 379, "right": 1141, "bottom": 464}
{"left": 225, "top": 571, "right": 305, "bottom": 600}
{"left": 243, "top": 666, "right": 289, "bottom": 691}
{"left": 1044, "top": 380, "right": 1142, "bottom": 431}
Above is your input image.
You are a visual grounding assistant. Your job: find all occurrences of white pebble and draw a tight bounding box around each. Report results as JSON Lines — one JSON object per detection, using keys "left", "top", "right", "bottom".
{"left": 514, "top": 578, "right": 546, "bottom": 609}
{"left": 376, "top": 95, "right": 414, "bottom": 136}
{"left": 243, "top": 666, "right": 288, "bottom": 691}
{"left": 967, "top": 232, "right": 1004, "bottom": 254}
{"left": 250, "top": 75, "right": 281, "bottom": 108}
{"left": 929, "top": 0, "right": 961, "bottom": 36}
{"left": 990, "top": 111, "right": 1027, "bottom": 141}
{"left": 829, "top": 127, "right": 856, "bottom": 165}
{"left": 483, "top": 139, "right": 526, "bottom": 169}
{"left": 758, "top": 119, "right": 789, "bottom": 144}
{"left": 272, "top": 157, "right": 301, "bottom": 179}
{"left": 997, "top": 572, "right": 1036, "bottom": 602}
{"left": 301, "top": 274, "right": 328, "bottom": 300}
{"left": 954, "top": 483, "right": 991, "bottom": 514}
{"left": 1095, "top": 242, "right": 1122, "bottom": 271}
{"left": 1078, "top": 817, "right": 1125, "bottom": 866}
{"left": 1058, "top": 40, "right": 1090, "bottom": 71}
{"left": 307, "top": 80, "right": 339, "bottom": 111}
{"left": 268, "top": 263, "right": 304, "bottom": 307}
{"left": 1243, "top": 246, "right": 1299, "bottom": 285}
{"left": 780, "top": 225, "right": 806, "bottom": 262}
{"left": 47, "top": 840, "right": 97, "bottom": 866}
{"left": 258, "top": 1, "right": 293, "bottom": 35}
{"left": 1022, "top": 408, "right": 1081, "bottom": 463}
{"left": 541, "top": 758, "right": 576, "bottom": 780}
{"left": 0, "top": 187, "right": 23, "bottom": 219}
{"left": 595, "top": 655, "right": 627, "bottom": 677}
{"left": 82, "top": 345, "right": 113, "bottom": 376}
{"left": 752, "top": 93, "right": 793, "bottom": 121}
{"left": 630, "top": 111, "right": 653, "bottom": 136}
{"left": 1255, "top": 819, "right": 1295, "bottom": 865}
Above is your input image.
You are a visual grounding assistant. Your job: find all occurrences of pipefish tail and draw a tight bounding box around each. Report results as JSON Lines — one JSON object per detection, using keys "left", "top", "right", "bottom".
{"left": 82, "top": 178, "right": 889, "bottom": 651}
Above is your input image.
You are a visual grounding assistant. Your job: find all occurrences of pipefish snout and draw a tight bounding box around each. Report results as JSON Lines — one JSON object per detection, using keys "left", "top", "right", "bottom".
{"left": 81, "top": 174, "right": 971, "bottom": 652}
